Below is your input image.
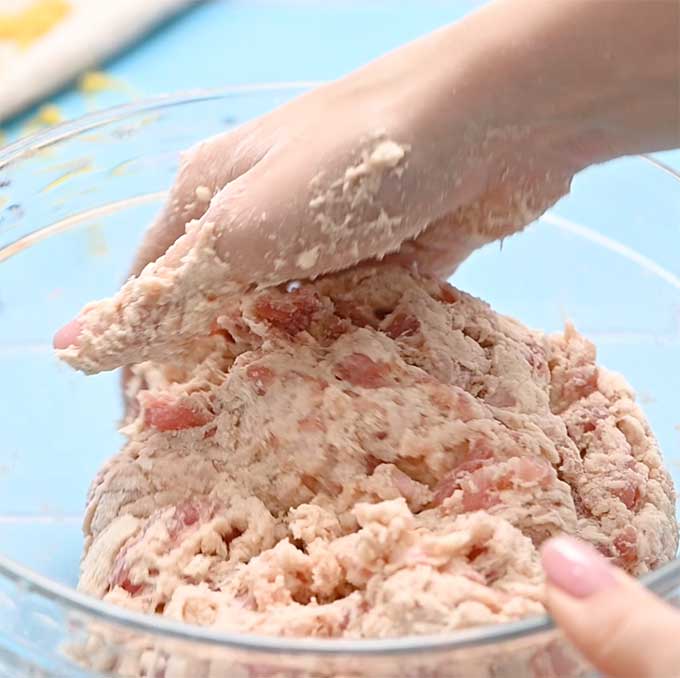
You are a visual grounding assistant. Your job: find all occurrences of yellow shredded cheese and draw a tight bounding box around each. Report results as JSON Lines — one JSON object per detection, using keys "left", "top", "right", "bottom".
{"left": 35, "top": 104, "right": 63, "bottom": 125}
{"left": 0, "top": 0, "right": 71, "bottom": 48}
{"left": 78, "top": 71, "right": 119, "bottom": 95}
{"left": 21, "top": 103, "right": 64, "bottom": 136}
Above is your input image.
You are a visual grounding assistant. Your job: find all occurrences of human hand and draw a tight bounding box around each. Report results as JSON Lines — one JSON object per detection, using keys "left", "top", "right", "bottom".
{"left": 541, "top": 536, "right": 680, "bottom": 678}
{"left": 54, "top": 0, "right": 679, "bottom": 375}
{"left": 53, "top": 26, "right": 576, "bottom": 373}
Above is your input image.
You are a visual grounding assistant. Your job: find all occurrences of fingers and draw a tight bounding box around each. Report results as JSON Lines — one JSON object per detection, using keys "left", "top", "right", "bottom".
{"left": 53, "top": 318, "right": 82, "bottom": 351}
{"left": 208, "top": 134, "right": 439, "bottom": 287}
{"left": 382, "top": 213, "right": 490, "bottom": 279}
{"left": 55, "top": 132, "right": 415, "bottom": 372}
{"left": 54, "top": 127, "right": 272, "bottom": 374}
{"left": 53, "top": 134, "right": 416, "bottom": 373}
{"left": 54, "top": 108, "right": 573, "bottom": 374}
{"left": 392, "top": 168, "right": 573, "bottom": 279}
{"left": 129, "top": 123, "right": 270, "bottom": 278}
{"left": 54, "top": 211, "right": 237, "bottom": 373}
{"left": 51, "top": 132, "right": 492, "bottom": 373}
{"left": 541, "top": 536, "right": 680, "bottom": 678}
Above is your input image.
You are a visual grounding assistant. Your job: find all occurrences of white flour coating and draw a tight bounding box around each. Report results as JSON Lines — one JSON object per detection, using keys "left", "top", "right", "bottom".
{"left": 195, "top": 185, "right": 212, "bottom": 203}
{"left": 77, "top": 265, "right": 677, "bottom": 644}
{"left": 465, "top": 126, "right": 574, "bottom": 241}
{"left": 296, "top": 246, "right": 321, "bottom": 271}
{"left": 308, "top": 135, "right": 410, "bottom": 258}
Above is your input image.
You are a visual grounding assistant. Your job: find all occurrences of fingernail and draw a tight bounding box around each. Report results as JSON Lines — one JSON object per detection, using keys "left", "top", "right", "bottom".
{"left": 541, "top": 536, "right": 617, "bottom": 598}
{"left": 53, "top": 318, "right": 82, "bottom": 350}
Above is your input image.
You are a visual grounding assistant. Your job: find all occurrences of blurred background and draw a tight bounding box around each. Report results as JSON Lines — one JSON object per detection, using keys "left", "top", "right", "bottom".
{"left": 1, "top": 1, "right": 490, "bottom": 143}
{"left": 1, "top": 0, "right": 678, "bottom": 172}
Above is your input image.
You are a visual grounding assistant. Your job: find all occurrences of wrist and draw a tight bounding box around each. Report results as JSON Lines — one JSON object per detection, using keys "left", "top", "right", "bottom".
{"left": 441, "top": 0, "right": 679, "bottom": 165}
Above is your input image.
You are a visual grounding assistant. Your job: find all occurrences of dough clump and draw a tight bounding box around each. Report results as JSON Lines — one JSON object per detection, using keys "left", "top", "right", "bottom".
{"left": 78, "top": 265, "right": 677, "bottom": 638}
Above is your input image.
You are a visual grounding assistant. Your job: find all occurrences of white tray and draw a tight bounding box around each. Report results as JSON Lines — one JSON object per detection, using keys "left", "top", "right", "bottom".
{"left": 0, "top": 0, "right": 197, "bottom": 122}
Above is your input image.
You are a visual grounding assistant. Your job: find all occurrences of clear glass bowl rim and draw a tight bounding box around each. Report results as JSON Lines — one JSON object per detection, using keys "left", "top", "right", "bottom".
{"left": 1, "top": 84, "right": 679, "bottom": 657}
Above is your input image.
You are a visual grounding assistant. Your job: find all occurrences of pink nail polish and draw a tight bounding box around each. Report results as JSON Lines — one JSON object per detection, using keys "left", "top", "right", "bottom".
{"left": 541, "top": 536, "right": 617, "bottom": 598}
{"left": 53, "top": 318, "right": 82, "bottom": 350}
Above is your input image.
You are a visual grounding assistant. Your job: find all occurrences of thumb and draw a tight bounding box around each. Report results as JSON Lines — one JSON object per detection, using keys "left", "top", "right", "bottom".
{"left": 541, "top": 536, "right": 680, "bottom": 678}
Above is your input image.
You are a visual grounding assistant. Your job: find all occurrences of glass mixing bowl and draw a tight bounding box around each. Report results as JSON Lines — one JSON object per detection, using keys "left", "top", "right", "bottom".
{"left": 0, "top": 85, "right": 679, "bottom": 678}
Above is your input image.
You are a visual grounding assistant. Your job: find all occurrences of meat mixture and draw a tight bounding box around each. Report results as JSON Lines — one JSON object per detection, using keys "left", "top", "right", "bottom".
{"left": 73, "top": 265, "right": 677, "bottom": 638}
